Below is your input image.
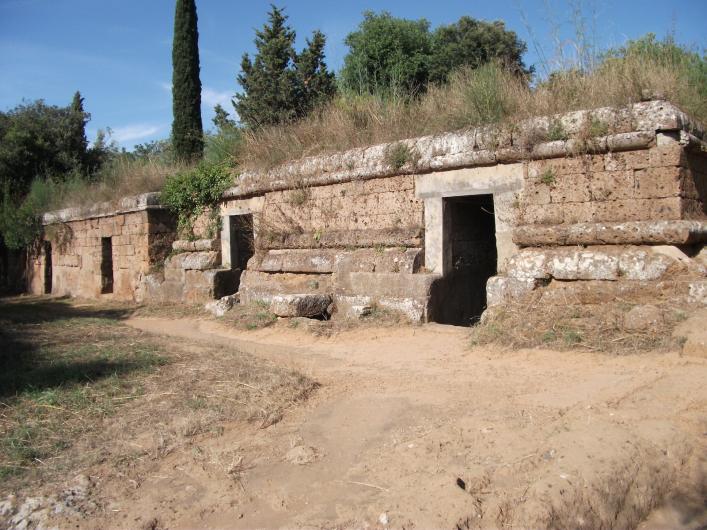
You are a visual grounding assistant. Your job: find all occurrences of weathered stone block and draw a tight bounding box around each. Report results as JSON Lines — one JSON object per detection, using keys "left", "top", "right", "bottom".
{"left": 167, "top": 251, "right": 221, "bottom": 270}
{"left": 335, "top": 271, "right": 440, "bottom": 299}
{"left": 589, "top": 171, "right": 635, "bottom": 201}
{"left": 506, "top": 246, "right": 680, "bottom": 282}
{"left": 550, "top": 250, "right": 619, "bottom": 280}
{"left": 648, "top": 145, "right": 684, "bottom": 168}
{"left": 334, "top": 295, "right": 374, "bottom": 319}
{"left": 486, "top": 276, "right": 538, "bottom": 306}
{"left": 549, "top": 173, "right": 591, "bottom": 203}
{"left": 618, "top": 249, "right": 674, "bottom": 280}
{"left": 538, "top": 280, "right": 653, "bottom": 305}
{"left": 506, "top": 249, "right": 549, "bottom": 280}
{"left": 205, "top": 294, "right": 239, "bottom": 317}
{"left": 184, "top": 269, "right": 240, "bottom": 302}
{"left": 269, "top": 294, "right": 332, "bottom": 317}
{"left": 172, "top": 239, "right": 220, "bottom": 252}
{"left": 633, "top": 167, "right": 681, "bottom": 199}
{"left": 513, "top": 220, "right": 707, "bottom": 246}
{"left": 688, "top": 281, "right": 707, "bottom": 305}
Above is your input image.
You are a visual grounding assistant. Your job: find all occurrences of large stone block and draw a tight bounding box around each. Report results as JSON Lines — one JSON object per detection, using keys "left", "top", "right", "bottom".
{"left": 238, "top": 271, "right": 333, "bottom": 307}
{"left": 335, "top": 271, "right": 441, "bottom": 299}
{"left": 506, "top": 246, "right": 681, "bottom": 282}
{"left": 486, "top": 276, "right": 538, "bottom": 306}
{"left": 259, "top": 227, "right": 424, "bottom": 250}
{"left": 513, "top": 220, "right": 707, "bottom": 246}
{"left": 538, "top": 280, "right": 655, "bottom": 305}
{"left": 269, "top": 294, "right": 332, "bottom": 317}
{"left": 185, "top": 268, "right": 240, "bottom": 300}
{"left": 166, "top": 251, "right": 221, "bottom": 270}
{"left": 172, "top": 239, "right": 220, "bottom": 252}
{"left": 254, "top": 247, "right": 422, "bottom": 274}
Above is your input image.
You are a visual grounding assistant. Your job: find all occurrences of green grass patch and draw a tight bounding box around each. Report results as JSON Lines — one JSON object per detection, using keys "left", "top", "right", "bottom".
{"left": 0, "top": 298, "right": 166, "bottom": 479}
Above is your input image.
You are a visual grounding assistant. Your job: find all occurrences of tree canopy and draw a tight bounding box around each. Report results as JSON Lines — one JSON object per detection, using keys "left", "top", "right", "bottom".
{"left": 340, "top": 11, "right": 530, "bottom": 95}
{"left": 430, "top": 16, "right": 530, "bottom": 83}
{"left": 234, "top": 5, "right": 336, "bottom": 129}
{"left": 0, "top": 96, "right": 91, "bottom": 198}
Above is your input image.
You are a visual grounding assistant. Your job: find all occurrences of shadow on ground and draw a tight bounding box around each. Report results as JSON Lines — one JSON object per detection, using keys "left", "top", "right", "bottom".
{"left": 0, "top": 296, "right": 151, "bottom": 398}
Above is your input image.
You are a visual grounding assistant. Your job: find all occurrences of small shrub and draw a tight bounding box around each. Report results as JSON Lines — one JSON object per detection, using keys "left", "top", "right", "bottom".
{"left": 547, "top": 120, "right": 568, "bottom": 141}
{"left": 288, "top": 187, "right": 310, "bottom": 206}
{"left": 385, "top": 142, "right": 417, "bottom": 170}
{"left": 539, "top": 168, "right": 556, "bottom": 185}
{"left": 587, "top": 116, "right": 609, "bottom": 137}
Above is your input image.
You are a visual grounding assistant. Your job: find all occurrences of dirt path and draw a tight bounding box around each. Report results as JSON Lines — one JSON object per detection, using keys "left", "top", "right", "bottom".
{"left": 110, "top": 316, "right": 707, "bottom": 530}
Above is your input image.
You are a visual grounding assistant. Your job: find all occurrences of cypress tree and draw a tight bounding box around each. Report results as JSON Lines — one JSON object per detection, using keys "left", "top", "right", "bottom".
{"left": 171, "top": 0, "right": 203, "bottom": 162}
{"left": 67, "top": 91, "right": 89, "bottom": 168}
{"left": 295, "top": 31, "right": 337, "bottom": 116}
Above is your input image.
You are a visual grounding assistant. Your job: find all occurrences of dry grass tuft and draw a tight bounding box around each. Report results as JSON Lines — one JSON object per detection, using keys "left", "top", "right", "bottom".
{"left": 470, "top": 296, "right": 688, "bottom": 354}
{"left": 46, "top": 158, "right": 188, "bottom": 211}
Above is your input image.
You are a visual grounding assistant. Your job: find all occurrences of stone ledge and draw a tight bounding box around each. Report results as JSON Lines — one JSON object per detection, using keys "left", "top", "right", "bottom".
{"left": 335, "top": 294, "right": 429, "bottom": 322}
{"left": 165, "top": 251, "right": 221, "bottom": 270}
{"left": 225, "top": 101, "right": 704, "bottom": 199}
{"left": 252, "top": 247, "right": 423, "bottom": 274}
{"left": 513, "top": 220, "right": 707, "bottom": 246}
{"left": 172, "top": 239, "right": 220, "bottom": 252}
{"left": 259, "top": 227, "right": 423, "bottom": 250}
{"left": 43, "top": 192, "right": 164, "bottom": 225}
{"left": 505, "top": 245, "right": 692, "bottom": 282}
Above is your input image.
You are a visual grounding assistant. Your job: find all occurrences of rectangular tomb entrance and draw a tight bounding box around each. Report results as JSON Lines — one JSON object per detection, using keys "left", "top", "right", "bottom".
{"left": 43, "top": 241, "right": 52, "bottom": 295}
{"left": 229, "top": 214, "right": 255, "bottom": 270}
{"left": 100, "top": 237, "right": 113, "bottom": 294}
{"left": 430, "top": 194, "right": 497, "bottom": 325}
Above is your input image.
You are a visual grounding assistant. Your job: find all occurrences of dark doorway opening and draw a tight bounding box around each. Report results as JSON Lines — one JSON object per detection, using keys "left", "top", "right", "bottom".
{"left": 100, "top": 237, "right": 113, "bottom": 294}
{"left": 229, "top": 214, "right": 254, "bottom": 270}
{"left": 430, "top": 194, "right": 497, "bottom": 326}
{"left": 43, "top": 241, "right": 52, "bottom": 294}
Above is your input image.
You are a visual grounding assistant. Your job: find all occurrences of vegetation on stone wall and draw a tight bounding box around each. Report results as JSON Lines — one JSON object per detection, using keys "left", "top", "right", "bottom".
{"left": 161, "top": 162, "right": 232, "bottom": 238}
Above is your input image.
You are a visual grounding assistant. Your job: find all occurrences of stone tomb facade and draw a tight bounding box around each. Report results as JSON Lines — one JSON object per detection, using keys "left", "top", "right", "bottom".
{"left": 30, "top": 100, "right": 707, "bottom": 321}
{"left": 221, "top": 100, "right": 707, "bottom": 323}
{"left": 27, "top": 193, "right": 176, "bottom": 301}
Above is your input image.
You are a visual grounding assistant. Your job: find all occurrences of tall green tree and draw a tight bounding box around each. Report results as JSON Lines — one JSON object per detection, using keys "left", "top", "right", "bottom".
{"left": 340, "top": 11, "right": 432, "bottom": 96}
{"left": 0, "top": 99, "right": 90, "bottom": 197}
{"left": 171, "top": 0, "right": 204, "bottom": 162}
{"left": 296, "top": 30, "right": 337, "bottom": 115}
{"left": 65, "top": 91, "right": 90, "bottom": 171}
{"left": 0, "top": 96, "right": 103, "bottom": 248}
{"left": 429, "top": 17, "right": 530, "bottom": 83}
{"left": 340, "top": 12, "right": 530, "bottom": 96}
{"left": 235, "top": 5, "right": 336, "bottom": 128}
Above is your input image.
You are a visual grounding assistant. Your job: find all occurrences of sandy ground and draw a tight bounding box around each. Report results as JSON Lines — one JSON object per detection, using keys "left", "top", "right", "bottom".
{"left": 46, "top": 314, "right": 703, "bottom": 530}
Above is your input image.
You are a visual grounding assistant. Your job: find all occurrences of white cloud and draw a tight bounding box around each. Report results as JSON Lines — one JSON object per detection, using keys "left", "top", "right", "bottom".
{"left": 159, "top": 81, "right": 172, "bottom": 93}
{"left": 201, "top": 87, "right": 233, "bottom": 109}
{"left": 112, "top": 124, "right": 163, "bottom": 143}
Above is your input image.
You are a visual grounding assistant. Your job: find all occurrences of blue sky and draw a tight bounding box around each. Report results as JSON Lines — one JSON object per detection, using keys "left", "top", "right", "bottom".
{"left": 1, "top": 0, "right": 705, "bottom": 149}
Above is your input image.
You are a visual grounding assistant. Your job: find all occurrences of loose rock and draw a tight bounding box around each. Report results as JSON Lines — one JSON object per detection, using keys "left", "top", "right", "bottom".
{"left": 285, "top": 445, "right": 319, "bottom": 465}
{"left": 623, "top": 304, "right": 663, "bottom": 331}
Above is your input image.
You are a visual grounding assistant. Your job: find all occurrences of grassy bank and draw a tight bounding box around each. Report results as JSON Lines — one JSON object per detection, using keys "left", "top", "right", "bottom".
{"left": 241, "top": 40, "right": 706, "bottom": 170}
